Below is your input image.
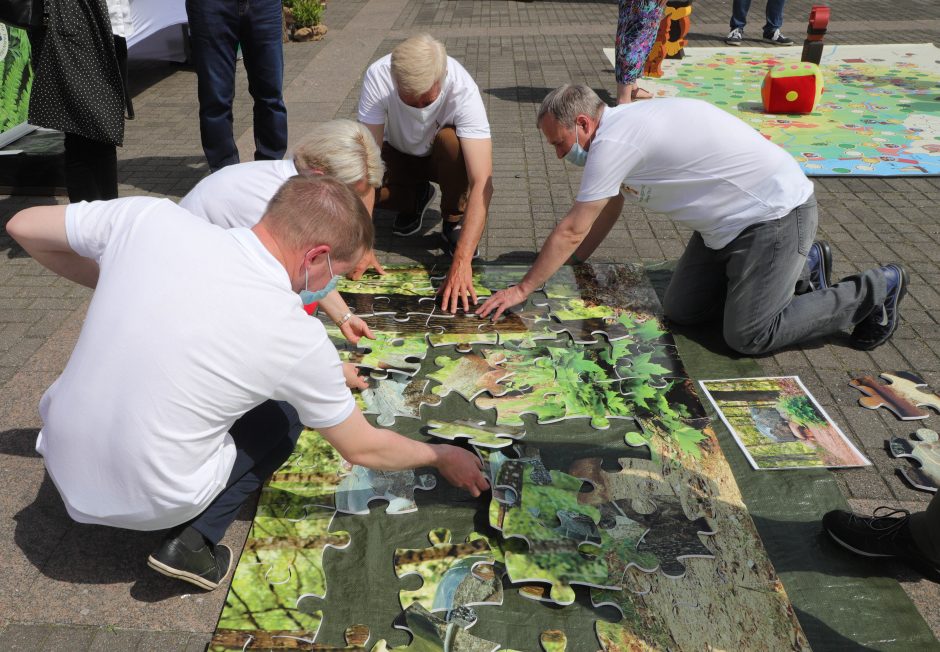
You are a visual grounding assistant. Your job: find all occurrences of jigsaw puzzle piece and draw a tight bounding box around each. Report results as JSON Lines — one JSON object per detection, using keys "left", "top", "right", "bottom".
{"left": 569, "top": 456, "right": 716, "bottom": 579}
{"left": 394, "top": 528, "right": 503, "bottom": 623}
{"left": 476, "top": 385, "right": 568, "bottom": 427}
{"left": 338, "top": 267, "right": 437, "bottom": 296}
{"left": 540, "top": 631, "right": 567, "bottom": 652}
{"left": 359, "top": 371, "right": 440, "bottom": 426}
{"left": 263, "top": 429, "right": 351, "bottom": 515}
{"left": 212, "top": 509, "right": 349, "bottom": 649}
{"left": 426, "top": 419, "right": 525, "bottom": 449}
{"left": 335, "top": 466, "right": 437, "bottom": 515}
{"left": 850, "top": 371, "right": 938, "bottom": 420}
{"left": 890, "top": 428, "right": 940, "bottom": 492}
{"left": 383, "top": 602, "right": 500, "bottom": 651}
{"left": 357, "top": 333, "right": 429, "bottom": 377}
{"left": 428, "top": 354, "right": 514, "bottom": 401}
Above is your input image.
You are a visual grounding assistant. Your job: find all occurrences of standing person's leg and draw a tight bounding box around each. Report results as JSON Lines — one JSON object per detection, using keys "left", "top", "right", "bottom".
{"left": 615, "top": 0, "right": 665, "bottom": 104}
{"left": 377, "top": 143, "right": 434, "bottom": 237}
{"left": 185, "top": 0, "right": 240, "bottom": 171}
{"left": 720, "top": 199, "right": 888, "bottom": 354}
{"left": 64, "top": 134, "right": 118, "bottom": 202}
{"left": 729, "top": 0, "right": 752, "bottom": 31}
{"left": 662, "top": 232, "right": 727, "bottom": 327}
{"left": 762, "top": 0, "right": 786, "bottom": 37}
{"left": 239, "top": 0, "right": 287, "bottom": 162}
{"left": 148, "top": 400, "right": 304, "bottom": 590}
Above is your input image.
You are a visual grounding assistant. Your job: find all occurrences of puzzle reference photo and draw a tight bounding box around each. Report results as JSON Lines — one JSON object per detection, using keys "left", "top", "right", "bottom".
{"left": 209, "top": 264, "right": 810, "bottom": 651}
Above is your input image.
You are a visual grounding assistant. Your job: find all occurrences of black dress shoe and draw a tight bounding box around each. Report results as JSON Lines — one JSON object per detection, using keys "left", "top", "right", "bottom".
{"left": 147, "top": 535, "right": 233, "bottom": 591}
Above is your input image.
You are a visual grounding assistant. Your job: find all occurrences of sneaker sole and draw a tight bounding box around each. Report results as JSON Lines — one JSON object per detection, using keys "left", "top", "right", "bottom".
{"left": 763, "top": 38, "right": 795, "bottom": 45}
{"left": 393, "top": 186, "right": 437, "bottom": 237}
{"left": 147, "top": 544, "right": 233, "bottom": 591}
{"left": 726, "top": 40, "right": 742, "bottom": 46}
{"left": 825, "top": 528, "right": 894, "bottom": 558}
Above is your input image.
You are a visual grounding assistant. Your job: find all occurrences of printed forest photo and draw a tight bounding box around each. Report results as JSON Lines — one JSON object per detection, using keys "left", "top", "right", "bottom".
{"left": 700, "top": 376, "right": 870, "bottom": 470}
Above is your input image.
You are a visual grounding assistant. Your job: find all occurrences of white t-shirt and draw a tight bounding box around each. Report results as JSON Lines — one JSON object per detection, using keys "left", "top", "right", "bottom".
{"left": 576, "top": 98, "right": 814, "bottom": 249}
{"left": 358, "top": 54, "right": 491, "bottom": 157}
{"left": 37, "top": 197, "right": 354, "bottom": 531}
{"left": 179, "top": 159, "right": 298, "bottom": 229}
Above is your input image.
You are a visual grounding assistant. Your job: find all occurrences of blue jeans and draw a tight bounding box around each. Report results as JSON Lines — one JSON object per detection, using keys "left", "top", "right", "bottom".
{"left": 185, "top": 0, "right": 287, "bottom": 171}
{"left": 663, "top": 198, "right": 887, "bottom": 355}
{"left": 729, "top": 0, "right": 785, "bottom": 36}
{"left": 188, "top": 400, "right": 303, "bottom": 544}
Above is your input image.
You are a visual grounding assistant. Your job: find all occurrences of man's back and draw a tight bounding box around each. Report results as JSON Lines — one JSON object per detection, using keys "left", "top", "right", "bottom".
{"left": 39, "top": 197, "right": 351, "bottom": 530}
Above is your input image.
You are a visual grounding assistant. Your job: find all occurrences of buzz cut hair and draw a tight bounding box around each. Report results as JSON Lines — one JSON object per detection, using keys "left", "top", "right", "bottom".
{"left": 536, "top": 83, "right": 606, "bottom": 129}
{"left": 390, "top": 33, "right": 448, "bottom": 98}
{"left": 261, "top": 175, "right": 374, "bottom": 263}
{"left": 293, "top": 119, "right": 384, "bottom": 190}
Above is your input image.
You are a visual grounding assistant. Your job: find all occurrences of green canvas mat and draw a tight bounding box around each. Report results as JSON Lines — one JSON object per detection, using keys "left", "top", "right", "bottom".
{"left": 209, "top": 264, "right": 936, "bottom": 651}
{"left": 603, "top": 43, "right": 940, "bottom": 176}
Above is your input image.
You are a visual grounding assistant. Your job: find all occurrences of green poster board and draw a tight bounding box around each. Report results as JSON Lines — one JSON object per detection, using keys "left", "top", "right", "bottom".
{"left": 0, "top": 22, "right": 33, "bottom": 146}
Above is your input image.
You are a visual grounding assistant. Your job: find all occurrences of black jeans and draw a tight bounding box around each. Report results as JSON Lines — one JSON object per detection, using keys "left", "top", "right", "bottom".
{"left": 187, "top": 400, "right": 303, "bottom": 544}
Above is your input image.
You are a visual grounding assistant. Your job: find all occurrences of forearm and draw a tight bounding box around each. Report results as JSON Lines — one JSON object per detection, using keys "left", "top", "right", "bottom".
{"left": 573, "top": 194, "right": 624, "bottom": 262}
{"left": 27, "top": 250, "right": 100, "bottom": 289}
{"left": 317, "top": 290, "right": 352, "bottom": 324}
{"left": 451, "top": 180, "right": 491, "bottom": 264}
{"left": 320, "top": 409, "right": 440, "bottom": 470}
{"left": 519, "top": 222, "right": 586, "bottom": 294}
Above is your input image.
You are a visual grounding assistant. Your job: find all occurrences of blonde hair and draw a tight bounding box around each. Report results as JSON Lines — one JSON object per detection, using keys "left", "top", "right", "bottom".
{"left": 261, "top": 175, "right": 373, "bottom": 262}
{"left": 293, "top": 120, "right": 384, "bottom": 189}
{"left": 391, "top": 34, "right": 448, "bottom": 97}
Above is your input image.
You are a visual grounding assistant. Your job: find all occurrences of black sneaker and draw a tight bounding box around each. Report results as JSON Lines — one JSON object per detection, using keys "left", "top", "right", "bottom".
{"left": 823, "top": 507, "right": 940, "bottom": 581}
{"left": 850, "top": 263, "right": 908, "bottom": 350}
{"left": 392, "top": 182, "right": 437, "bottom": 237}
{"left": 763, "top": 29, "right": 794, "bottom": 45}
{"left": 806, "top": 240, "right": 832, "bottom": 291}
{"left": 725, "top": 27, "right": 743, "bottom": 45}
{"left": 147, "top": 535, "right": 233, "bottom": 591}
{"left": 441, "top": 220, "right": 480, "bottom": 259}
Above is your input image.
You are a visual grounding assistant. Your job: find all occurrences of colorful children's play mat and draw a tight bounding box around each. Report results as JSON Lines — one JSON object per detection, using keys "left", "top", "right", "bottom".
{"left": 604, "top": 43, "right": 940, "bottom": 176}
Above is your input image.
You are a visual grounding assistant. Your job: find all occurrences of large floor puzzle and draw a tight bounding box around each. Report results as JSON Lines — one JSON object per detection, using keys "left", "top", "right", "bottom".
{"left": 210, "top": 264, "right": 809, "bottom": 651}
{"left": 603, "top": 43, "right": 940, "bottom": 176}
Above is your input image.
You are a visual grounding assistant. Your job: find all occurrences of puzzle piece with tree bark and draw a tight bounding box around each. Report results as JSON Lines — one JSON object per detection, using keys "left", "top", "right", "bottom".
{"left": 358, "top": 372, "right": 440, "bottom": 426}
{"left": 428, "top": 354, "right": 514, "bottom": 401}
{"left": 426, "top": 419, "right": 525, "bottom": 449}
{"left": 335, "top": 466, "right": 437, "bottom": 515}
{"left": 890, "top": 428, "right": 940, "bottom": 493}
{"left": 570, "top": 456, "right": 716, "bottom": 579}
{"left": 394, "top": 528, "right": 503, "bottom": 624}
{"left": 263, "top": 428, "right": 351, "bottom": 517}
{"left": 850, "top": 371, "right": 940, "bottom": 420}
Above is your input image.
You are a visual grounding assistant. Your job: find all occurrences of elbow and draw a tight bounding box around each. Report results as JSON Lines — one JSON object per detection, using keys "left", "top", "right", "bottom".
{"left": 6, "top": 211, "right": 28, "bottom": 245}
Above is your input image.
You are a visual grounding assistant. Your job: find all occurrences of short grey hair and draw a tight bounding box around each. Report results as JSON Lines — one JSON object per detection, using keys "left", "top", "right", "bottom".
{"left": 536, "top": 83, "right": 605, "bottom": 129}
{"left": 293, "top": 119, "right": 384, "bottom": 189}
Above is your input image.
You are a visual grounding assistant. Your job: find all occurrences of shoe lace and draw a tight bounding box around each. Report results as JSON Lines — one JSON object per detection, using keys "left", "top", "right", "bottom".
{"left": 852, "top": 506, "right": 911, "bottom": 540}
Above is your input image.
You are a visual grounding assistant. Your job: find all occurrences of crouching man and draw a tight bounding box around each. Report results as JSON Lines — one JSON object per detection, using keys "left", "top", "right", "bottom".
{"left": 7, "top": 175, "right": 488, "bottom": 590}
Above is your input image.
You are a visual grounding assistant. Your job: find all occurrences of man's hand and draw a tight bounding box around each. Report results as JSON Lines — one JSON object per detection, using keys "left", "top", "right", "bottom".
{"left": 339, "top": 315, "right": 374, "bottom": 345}
{"left": 348, "top": 249, "right": 386, "bottom": 281}
{"left": 438, "top": 258, "right": 478, "bottom": 314}
{"left": 342, "top": 363, "right": 369, "bottom": 390}
{"left": 434, "top": 445, "right": 490, "bottom": 497}
{"left": 475, "top": 284, "right": 529, "bottom": 321}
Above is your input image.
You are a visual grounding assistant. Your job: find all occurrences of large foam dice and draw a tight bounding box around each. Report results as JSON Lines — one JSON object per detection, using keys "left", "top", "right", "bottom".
{"left": 761, "top": 62, "right": 823, "bottom": 114}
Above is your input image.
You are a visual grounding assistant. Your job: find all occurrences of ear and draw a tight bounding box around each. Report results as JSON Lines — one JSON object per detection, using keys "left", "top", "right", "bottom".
{"left": 304, "top": 244, "right": 331, "bottom": 265}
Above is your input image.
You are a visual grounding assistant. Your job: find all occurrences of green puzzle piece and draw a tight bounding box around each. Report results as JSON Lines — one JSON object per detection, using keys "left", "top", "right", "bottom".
{"left": 426, "top": 419, "right": 525, "bottom": 449}
{"left": 428, "top": 354, "right": 514, "bottom": 401}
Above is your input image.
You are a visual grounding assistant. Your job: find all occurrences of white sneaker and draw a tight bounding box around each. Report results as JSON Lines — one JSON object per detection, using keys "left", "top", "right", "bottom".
{"left": 763, "top": 29, "right": 794, "bottom": 45}
{"left": 725, "top": 27, "right": 743, "bottom": 45}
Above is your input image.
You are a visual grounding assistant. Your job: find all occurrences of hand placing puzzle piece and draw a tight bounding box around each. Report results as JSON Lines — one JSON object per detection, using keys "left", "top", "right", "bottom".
{"left": 889, "top": 428, "right": 940, "bottom": 493}
{"left": 850, "top": 371, "right": 940, "bottom": 420}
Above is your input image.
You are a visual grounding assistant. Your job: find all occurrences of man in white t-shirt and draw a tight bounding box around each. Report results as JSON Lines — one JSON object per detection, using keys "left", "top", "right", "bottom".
{"left": 478, "top": 84, "right": 907, "bottom": 355}
{"left": 358, "top": 34, "right": 494, "bottom": 313}
{"left": 7, "top": 176, "right": 489, "bottom": 591}
{"left": 181, "top": 119, "right": 385, "bottom": 342}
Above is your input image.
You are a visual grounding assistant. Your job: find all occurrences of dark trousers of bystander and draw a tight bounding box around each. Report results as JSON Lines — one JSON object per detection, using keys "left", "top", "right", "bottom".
{"left": 185, "top": 0, "right": 287, "bottom": 171}
{"left": 186, "top": 400, "right": 303, "bottom": 545}
{"left": 910, "top": 494, "right": 940, "bottom": 563}
{"left": 377, "top": 127, "right": 469, "bottom": 223}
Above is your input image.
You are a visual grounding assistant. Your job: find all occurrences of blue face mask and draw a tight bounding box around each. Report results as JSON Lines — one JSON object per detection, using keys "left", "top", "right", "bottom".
{"left": 564, "top": 136, "right": 588, "bottom": 167}
{"left": 299, "top": 252, "right": 341, "bottom": 306}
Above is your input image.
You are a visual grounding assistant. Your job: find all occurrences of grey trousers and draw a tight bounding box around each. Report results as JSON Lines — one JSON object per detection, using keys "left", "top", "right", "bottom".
{"left": 910, "top": 494, "right": 940, "bottom": 562}
{"left": 662, "top": 197, "right": 887, "bottom": 354}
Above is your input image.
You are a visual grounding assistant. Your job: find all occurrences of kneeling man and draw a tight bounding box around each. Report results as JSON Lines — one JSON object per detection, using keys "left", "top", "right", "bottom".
{"left": 479, "top": 84, "right": 906, "bottom": 355}
{"left": 8, "top": 176, "right": 488, "bottom": 591}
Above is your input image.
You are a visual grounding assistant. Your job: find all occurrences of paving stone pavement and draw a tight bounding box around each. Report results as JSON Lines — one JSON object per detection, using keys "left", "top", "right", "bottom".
{"left": 1, "top": 0, "right": 938, "bottom": 649}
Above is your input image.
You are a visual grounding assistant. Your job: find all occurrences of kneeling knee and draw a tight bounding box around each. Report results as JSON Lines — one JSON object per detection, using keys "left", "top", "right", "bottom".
{"left": 724, "top": 327, "right": 773, "bottom": 356}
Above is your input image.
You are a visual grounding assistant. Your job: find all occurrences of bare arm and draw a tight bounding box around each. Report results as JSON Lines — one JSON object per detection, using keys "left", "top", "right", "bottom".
{"left": 363, "top": 122, "right": 384, "bottom": 149}
{"left": 572, "top": 193, "right": 624, "bottom": 262}
{"left": 317, "top": 290, "right": 374, "bottom": 345}
{"left": 439, "top": 137, "right": 494, "bottom": 313}
{"left": 318, "top": 408, "right": 490, "bottom": 496}
{"left": 476, "top": 196, "right": 613, "bottom": 320}
{"left": 6, "top": 205, "right": 100, "bottom": 288}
